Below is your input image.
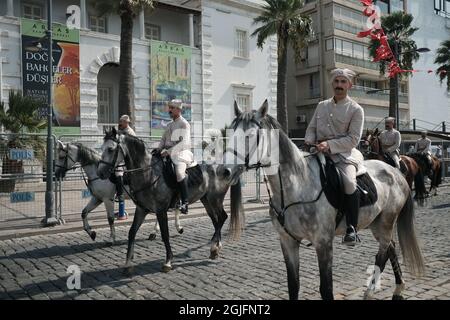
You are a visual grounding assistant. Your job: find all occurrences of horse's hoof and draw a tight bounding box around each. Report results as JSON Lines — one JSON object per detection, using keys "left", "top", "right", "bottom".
{"left": 161, "top": 264, "right": 172, "bottom": 273}
{"left": 209, "top": 252, "right": 219, "bottom": 260}
{"left": 392, "top": 295, "right": 404, "bottom": 300}
{"left": 123, "top": 266, "right": 134, "bottom": 276}
{"left": 148, "top": 233, "right": 156, "bottom": 241}
{"left": 178, "top": 228, "right": 184, "bottom": 235}
{"left": 90, "top": 231, "right": 97, "bottom": 241}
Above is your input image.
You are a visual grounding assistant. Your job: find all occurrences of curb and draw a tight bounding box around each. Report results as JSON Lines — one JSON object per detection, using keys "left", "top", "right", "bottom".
{"left": 0, "top": 203, "right": 270, "bottom": 240}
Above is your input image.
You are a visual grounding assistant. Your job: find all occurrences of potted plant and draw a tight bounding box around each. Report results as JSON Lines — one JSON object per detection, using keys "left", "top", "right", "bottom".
{"left": 0, "top": 91, "right": 46, "bottom": 192}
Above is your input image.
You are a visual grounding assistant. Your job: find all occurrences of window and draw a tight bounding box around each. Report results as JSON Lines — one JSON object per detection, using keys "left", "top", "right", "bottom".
{"left": 97, "top": 87, "right": 116, "bottom": 124}
{"left": 145, "top": 23, "right": 161, "bottom": 40}
{"left": 335, "top": 38, "right": 343, "bottom": 54}
{"left": 235, "top": 94, "right": 250, "bottom": 111}
{"left": 375, "top": 0, "right": 389, "bottom": 14}
{"left": 435, "top": 0, "right": 450, "bottom": 17}
{"left": 353, "top": 44, "right": 364, "bottom": 60}
{"left": 326, "top": 38, "right": 334, "bottom": 51}
{"left": 342, "top": 41, "right": 353, "bottom": 56}
{"left": 235, "top": 29, "right": 249, "bottom": 59}
{"left": 390, "top": 0, "right": 404, "bottom": 13}
{"left": 23, "top": 3, "right": 43, "bottom": 20}
{"left": 309, "top": 73, "right": 320, "bottom": 98}
{"left": 89, "top": 15, "right": 107, "bottom": 33}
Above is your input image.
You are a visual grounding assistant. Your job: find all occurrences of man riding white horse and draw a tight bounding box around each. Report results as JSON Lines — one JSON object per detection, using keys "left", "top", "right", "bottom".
{"left": 154, "top": 99, "right": 194, "bottom": 214}
{"left": 415, "top": 130, "right": 433, "bottom": 176}
{"left": 305, "top": 68, "right": 364, "bottom": 246}
{"left": 379, "top": 117, "right": 402, "bottom": 170}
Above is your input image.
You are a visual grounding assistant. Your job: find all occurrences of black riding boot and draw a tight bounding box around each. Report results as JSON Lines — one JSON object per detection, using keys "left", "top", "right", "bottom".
{"left": 178, "top": 178, "right": 189, "bottom": 214}
{"left": 342, "top": 190, "right": 361, "bottom": 246}
{"left": 116, "top": 176, "right": 124, "bottom": 202}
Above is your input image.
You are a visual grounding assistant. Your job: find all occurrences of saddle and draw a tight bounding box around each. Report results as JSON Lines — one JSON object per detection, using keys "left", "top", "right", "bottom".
{"left": 317, "top": 155, "right": 378, "bottom": 228}
{"left": 383, "top": 153, "right": 407, "bottom": 174}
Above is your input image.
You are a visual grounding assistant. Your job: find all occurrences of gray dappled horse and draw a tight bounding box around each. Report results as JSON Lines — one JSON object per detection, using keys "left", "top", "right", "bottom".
{"left": 54, "top": 140, "right": 184, "bottom": 244}
{"left": 97, "top": 128, "right": 244, "bottom": 272}
{"left": 228, "top": 100, "right": 425, "bottom": 300}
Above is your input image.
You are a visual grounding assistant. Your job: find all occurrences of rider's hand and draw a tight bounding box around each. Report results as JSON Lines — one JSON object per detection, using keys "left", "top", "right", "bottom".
{"left": 161, "top": 149, "right": 169, "bottom": 157}
{"left": 151, "top": 148, "right": 161, "bottom": 156}
{"left": 316, "top": 141, "right": 330, "bottom": 153}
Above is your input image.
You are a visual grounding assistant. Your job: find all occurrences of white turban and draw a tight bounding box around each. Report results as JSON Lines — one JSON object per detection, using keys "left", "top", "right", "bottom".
{"left": 385, "top": 117, "right": 396, "bottom": 123}
{"left": 119, "top": 115, "right": 131, "bottom": 123}
{"left": 168, "top": 99, "right": 183, "bottom": 109}
{"left": 330, "top": 68, "right": 356, "bottom": 83}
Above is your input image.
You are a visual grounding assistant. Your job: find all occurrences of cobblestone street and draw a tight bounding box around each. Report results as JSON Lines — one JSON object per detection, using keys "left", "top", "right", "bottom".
{"left": 0, "top": 187, "right": 449, "bottom": 300}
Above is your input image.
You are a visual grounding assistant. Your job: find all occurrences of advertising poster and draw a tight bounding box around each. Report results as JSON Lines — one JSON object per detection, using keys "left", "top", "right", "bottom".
{"left": 21, "top": 18, "right": 80, "bottom": 135}
{"left": 150, "top": 41, "right": 192, "bottom": 136}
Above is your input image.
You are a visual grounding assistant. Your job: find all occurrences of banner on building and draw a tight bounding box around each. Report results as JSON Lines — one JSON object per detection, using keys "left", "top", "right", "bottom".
{"left": 21, "top": 18, "right": 80, "bottom": 135}
{"left": 150, "top": 40, "right": 192, "bottom": 136}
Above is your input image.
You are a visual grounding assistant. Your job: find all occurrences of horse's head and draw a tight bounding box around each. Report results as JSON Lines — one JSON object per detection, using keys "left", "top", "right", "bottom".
{"left": 98, "top": 127, "right": 124, "bottom": 179}
{"left": 55, "top": 140, "right": 79, "bottom": 179}
{"left": 224, "top": 99, "right": 277, "bottom": 176}
{"left": 361, "top": 128, "right": 380, "bottom": 157}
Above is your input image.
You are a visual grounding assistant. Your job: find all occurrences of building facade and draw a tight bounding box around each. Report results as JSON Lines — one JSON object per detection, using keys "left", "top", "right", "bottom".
{"left": 0, "top": 0, "right": 277, "bottom": 138}
{"left": 408, "top": 0, "right": 450, "bottom": 131}
{"left": 287, "top": 0, "right": 409, "bottom": 138}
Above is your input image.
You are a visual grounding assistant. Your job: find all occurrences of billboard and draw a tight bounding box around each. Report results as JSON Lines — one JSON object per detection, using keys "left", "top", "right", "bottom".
{"left": 150, "top": 41, "right": 192, "bottom": 136}
{"left": 21, "top": 18, "right": 80, "bottom": 135}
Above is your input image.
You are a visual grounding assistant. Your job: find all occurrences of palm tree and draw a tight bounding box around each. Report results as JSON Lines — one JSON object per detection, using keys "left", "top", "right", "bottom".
{"left": 94, "top": 0, "right": 153, "bottom": 118}
{"left": 251, "top": 0, "right": 313, "bottom": 133}
{"left": 0, "top": 91, "right": 47, "bottom": 192}
{"left": 368, "top": 11, "right": 419, "bottom": 119}
{"left": 435, "top": 40, "right": 450, "bottom": 91}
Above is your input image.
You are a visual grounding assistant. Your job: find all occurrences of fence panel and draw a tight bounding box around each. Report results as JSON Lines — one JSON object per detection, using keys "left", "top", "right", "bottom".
{"left": 0, "top": 133, "right": 56, "bottom": 227}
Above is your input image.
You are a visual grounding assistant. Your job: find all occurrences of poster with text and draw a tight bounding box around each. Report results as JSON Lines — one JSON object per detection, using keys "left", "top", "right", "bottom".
{"left": 21, "top": 18, "right": 80, "bottom": 135}
{"left": 150, "top": 41, "right": 191, "bottom": 137}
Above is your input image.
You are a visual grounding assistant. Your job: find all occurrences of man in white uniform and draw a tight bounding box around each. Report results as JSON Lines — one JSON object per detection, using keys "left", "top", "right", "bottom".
{"left": 305, "top": 68, "right": 364, "bottom": 246}
{"left": 415, "top": 130, "right": 433, "bottom": 175}
{"left": 379, "top": 117, "right": 401, "bottom": 170}
{"left": 116, "top": 115, "right": 136, "bottom": 220}
{"left": 155, "top": 99, "right": 194, "bottom": 214}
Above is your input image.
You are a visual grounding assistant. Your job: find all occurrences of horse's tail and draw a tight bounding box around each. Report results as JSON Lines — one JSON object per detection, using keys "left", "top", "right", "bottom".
{"left": 413, "top": 170, "right": 426, "bottom": 206}
{"left": 229, "top": 178, "right": 244, "bottom": 240}
{"left": 397, "top": 193, "right": 425, "bottom": 277}
{"left": 435, "top": 161, "right": 443, "bottom": 187}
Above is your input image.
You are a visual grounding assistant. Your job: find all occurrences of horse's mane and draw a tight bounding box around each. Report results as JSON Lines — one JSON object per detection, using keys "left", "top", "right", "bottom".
{"left": 121, "top": 134, "right": 148, "bottom": 167}
{"left": 73, "top": 142, "right": 101, "bottom": 165}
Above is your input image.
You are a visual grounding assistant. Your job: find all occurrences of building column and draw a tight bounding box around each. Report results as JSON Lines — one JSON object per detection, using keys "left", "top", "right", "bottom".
{"left": 6, "top": 0, "right": 14, "bottom": 17}
{"left": 80, "top": 0, "right": 87, "bottom": 29}
{"left": 189, "top": 14, "right": 194, "bottom": 47}
{"left": 139, "top": 9, "right": 146, "bottom": 40}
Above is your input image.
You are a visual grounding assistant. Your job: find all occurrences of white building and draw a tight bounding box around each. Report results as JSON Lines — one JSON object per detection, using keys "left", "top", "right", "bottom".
{"left": 408, "top": 0, "right": 450, "bottom": 131}
{"left": 0, "top": 0, "right": 277, "bottom": 137}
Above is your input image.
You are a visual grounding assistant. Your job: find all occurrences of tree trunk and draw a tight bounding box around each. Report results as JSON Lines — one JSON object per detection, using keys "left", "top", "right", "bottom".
{"left": 118, "top": 4, "right": 134, "bottom": 119}
{"left": 389, "top": 75, "right": 397, "bottom": 119}
{"left": 277, "top": 36, "right": 288, "bottom": 134}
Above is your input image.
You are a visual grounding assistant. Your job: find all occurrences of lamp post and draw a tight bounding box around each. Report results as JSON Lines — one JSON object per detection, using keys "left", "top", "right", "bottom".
{"left": 44, "top": 0, "right": 58, "bottom": 226}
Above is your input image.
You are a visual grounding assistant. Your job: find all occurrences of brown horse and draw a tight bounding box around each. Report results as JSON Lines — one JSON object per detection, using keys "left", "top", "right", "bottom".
{"left": 409, "top": 152, "right": 443, "bottom": 196}
{"left": 361, "top": 129, "right": 427, "bottom": 205}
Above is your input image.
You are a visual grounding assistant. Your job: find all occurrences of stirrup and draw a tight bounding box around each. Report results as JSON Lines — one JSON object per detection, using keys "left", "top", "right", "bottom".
{"left": 179, "top": 202, "right": 188, "bottom": 214}
{"left": 342, "top": 227, "right": 361, "bottom": 246}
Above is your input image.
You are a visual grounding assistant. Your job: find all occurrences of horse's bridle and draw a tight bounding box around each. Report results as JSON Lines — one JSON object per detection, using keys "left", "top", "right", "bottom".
{"left": 227, "top": 117, "right": 272, "bottom": 171}
{"left": 99, "top": 135, "right": 124, "bottom": 177}
{"left": 55, "top": 143, "right": 80, "bottom": 174}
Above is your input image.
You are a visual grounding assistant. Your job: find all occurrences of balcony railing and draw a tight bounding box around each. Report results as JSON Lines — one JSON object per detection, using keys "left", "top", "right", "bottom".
{"left": 335, "top": 54, "right": 379, "bottom": 71}
{"left": 350, "top": 85, "right": 408, "bottom": 103}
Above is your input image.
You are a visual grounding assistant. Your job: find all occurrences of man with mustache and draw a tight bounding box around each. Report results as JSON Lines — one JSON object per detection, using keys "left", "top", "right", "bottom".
{"left": 305, "top": 68, "right": 365, "bottom": 246}
{"left": 154, "top": 99, "right": 194, "bottom": 214}
{"left": 379, "top": 117, "right": 402, "bottom": 171}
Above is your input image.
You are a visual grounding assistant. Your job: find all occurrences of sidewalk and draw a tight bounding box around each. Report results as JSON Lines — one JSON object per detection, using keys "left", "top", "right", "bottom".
{"left": 0, "top": 199, "right": 270, "bottom": 240}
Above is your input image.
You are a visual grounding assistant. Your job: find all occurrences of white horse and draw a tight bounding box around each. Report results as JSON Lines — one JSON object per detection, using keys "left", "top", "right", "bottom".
{"left": 228, "top": 100, "right": 425, "bottom": 300}
{"left": 54, "top": 140, "right": 183, "bottom": 244}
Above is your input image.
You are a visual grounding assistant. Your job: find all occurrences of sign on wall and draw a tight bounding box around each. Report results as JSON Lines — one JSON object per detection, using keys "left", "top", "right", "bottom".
{"left": 9, "top": 149, "right": 34, "bottom": 160}
{"left": 21, "top": 18, "right": 80, "bottom": 135}
{"left": 10, "top": 192, "right": 35, "bottom": 203}
{"left": 150, "top": 41, "right": 192, "bottom": 136}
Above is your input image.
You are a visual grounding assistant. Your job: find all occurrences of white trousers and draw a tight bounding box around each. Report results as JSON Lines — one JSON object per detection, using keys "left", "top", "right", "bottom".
{"left": 335, "top": 162, "right": 357, "bottom": 195}
{"left": 175, "top": 162, "right": 187, "bottom": 182}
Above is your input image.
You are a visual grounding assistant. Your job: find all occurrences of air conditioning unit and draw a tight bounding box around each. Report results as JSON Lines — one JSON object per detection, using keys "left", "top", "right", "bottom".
{"left": 296, "top": 115, "right": 306, "bottom": 123}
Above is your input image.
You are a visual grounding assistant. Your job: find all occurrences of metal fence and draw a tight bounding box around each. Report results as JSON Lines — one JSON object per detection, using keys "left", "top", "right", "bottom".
{"left": 0, "top": 133, "right": 59, "bottom": 226}
{"left": 1, "top": 133, "right": 448, "bottom": 230}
